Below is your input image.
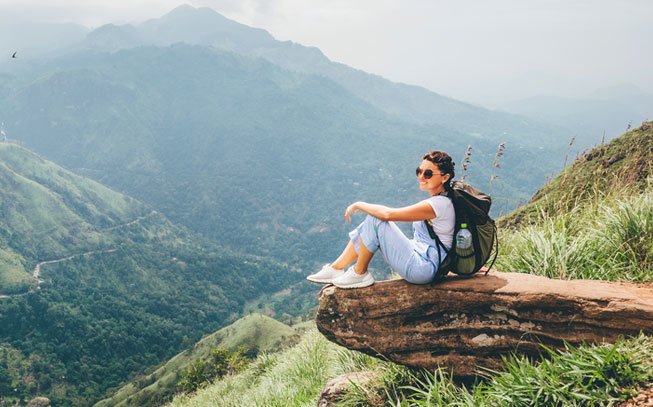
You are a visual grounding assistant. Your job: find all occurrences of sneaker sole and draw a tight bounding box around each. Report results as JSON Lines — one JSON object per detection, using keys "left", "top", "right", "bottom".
{"left": 333, "top": 279, "right": 374, "bottom": 289}
{"left": 306, "top": 276, "right": 338, "bottom": 284}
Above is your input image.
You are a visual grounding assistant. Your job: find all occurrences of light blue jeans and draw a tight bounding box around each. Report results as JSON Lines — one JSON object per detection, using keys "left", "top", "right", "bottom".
{"left": 348, "top": 215, "right": 438, "bottom": 284}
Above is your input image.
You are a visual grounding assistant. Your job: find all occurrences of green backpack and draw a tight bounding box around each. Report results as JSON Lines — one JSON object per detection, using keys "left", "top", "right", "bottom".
{"left": 425, "top": 181, "right": 498, "bottom": 282}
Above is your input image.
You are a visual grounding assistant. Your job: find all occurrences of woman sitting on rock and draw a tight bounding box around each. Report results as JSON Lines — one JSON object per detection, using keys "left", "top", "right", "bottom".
{"left": 307, "top": 150, "right": 455, "bottom": 289}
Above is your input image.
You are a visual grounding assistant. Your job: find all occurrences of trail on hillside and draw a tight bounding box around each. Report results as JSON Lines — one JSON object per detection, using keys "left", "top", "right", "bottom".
{"left": 103, "top": 210, "right": 157, "bottom": 231}
{"left": 0, "top": 211, "right": 157, "bottom": 299}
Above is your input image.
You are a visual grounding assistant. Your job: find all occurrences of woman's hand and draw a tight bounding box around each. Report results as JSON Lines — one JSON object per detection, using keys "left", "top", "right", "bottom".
{"left": 344, "top": 202, "right": 361, "bottom": 222}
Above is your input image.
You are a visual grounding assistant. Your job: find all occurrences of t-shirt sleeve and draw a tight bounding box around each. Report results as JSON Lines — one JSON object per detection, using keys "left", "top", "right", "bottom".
{"left": 423, "top": 196, "right": 448, "bottom": 219}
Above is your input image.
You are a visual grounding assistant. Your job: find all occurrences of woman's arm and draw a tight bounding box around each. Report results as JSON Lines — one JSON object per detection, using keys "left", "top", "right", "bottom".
{"left": 345, "top": 201, "right": 435, "bottom": 222}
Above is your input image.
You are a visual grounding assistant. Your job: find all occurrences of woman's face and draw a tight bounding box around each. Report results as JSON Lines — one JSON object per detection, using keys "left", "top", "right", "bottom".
{"left": 416, "top": 159, "right": 448, "bottom": 195}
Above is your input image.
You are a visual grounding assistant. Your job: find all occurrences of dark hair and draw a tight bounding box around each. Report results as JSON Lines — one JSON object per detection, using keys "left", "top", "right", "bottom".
{"left": 422, "top": 150, "right": 455, "bottom": 194}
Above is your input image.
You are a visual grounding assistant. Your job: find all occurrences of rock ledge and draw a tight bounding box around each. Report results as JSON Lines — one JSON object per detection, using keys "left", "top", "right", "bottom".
{"left": 316, "top": 271, "right": 653, "bottom": 376}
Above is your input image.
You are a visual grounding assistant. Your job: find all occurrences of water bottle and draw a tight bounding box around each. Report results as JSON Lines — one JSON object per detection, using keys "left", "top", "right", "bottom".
{"left": 455, "top": 223, "right": 476, "bottom": 274}
{"left": 456, "top": 224, "right": 473, "bottom": 249}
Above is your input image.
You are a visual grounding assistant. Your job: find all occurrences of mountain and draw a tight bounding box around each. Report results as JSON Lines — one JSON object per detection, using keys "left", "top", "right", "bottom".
{"left": 79, "top": 5, "right": 566, "bottom": 149}
{"left": 95, "top": 313, "right": 299, "bottom": 406}
{"left": 0, "top": 143, "right": 149, "bottom": 294}
{"left": 0, "top": 143, "right": 300, "bottom": 405}
{"left": 498, "top": 84, "right": 653, "bottom": 148}
{"left": 0, "top": 42, "right": 558, "bottom": 270}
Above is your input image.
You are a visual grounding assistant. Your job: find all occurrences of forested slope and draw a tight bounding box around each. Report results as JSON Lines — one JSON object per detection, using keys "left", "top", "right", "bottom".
{"left": 0, "top": 144, "right": 300, "bottom": 405}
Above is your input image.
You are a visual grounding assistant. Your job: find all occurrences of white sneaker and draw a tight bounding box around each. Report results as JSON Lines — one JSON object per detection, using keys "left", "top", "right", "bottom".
{"left": 332, "top": 266, "right": 375, "bottom": 289}
{"left": 306, "top": 263, "right": 344, "bottom": 284}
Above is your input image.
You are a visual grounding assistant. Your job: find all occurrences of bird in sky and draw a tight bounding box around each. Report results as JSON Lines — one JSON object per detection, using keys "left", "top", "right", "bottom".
{"left": 11, "top": 51, "right": 17, "bottom": 58}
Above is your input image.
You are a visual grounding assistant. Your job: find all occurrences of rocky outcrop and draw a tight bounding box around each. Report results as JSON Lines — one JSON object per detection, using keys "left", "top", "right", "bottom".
{"left": 318, "top": 371, "right": 378, "bottom": 407}
{"left": 27, "top": 397, "right": 51, "bottom": 407}
{"left": 316, "top": 271, "right": 653, "bottom": 377}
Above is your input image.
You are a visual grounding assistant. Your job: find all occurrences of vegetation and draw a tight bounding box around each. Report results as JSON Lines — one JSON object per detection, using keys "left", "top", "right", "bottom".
{"left": 168, "top": 328, "right": 341, "bottom": 407}
{"left": 496, "top": 188, "right": 652, "bottom": 281}
{"left": 496, "top": 123, "right": 653, "bottom": 281}
{"left": 167, "top": 326, "right": 653, "bottom": 407}
{"left": 177, "top": 346, "right": 250, "bottom": 394}
{"left": 0, "top": 146, "right": 301, "bottom": 405}
{"left": 96, "top": 314, "right": 300, "bottom": 407}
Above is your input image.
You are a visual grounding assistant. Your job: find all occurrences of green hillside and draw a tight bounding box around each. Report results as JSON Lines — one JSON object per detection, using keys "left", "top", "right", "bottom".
{"left": 501, "top": 121, "right": 652, "bottom": 229}
{"left": 167, "top": 329, "right": 653, "bottom": 407}
{"left": 96, "top": 313, "right": 299, "bottom": 407}
{"left": 0, "top": 142, "right": 146, "bottom": 294}
{"left": 494, "top": 122, "right": 652, "bottom": 282}
{"left": 0, "top": 144, "right": 301, "bottom": 405}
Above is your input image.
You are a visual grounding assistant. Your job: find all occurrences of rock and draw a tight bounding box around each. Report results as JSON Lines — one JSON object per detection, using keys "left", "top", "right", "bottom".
{"left": 316, "top": 271, "right": 653, "bottom": 377}
{"left": 318, "top": 371, "right": 377, "bottom": 407}
{"left": 27, "top": 397, "right": 51, "bottom": 407}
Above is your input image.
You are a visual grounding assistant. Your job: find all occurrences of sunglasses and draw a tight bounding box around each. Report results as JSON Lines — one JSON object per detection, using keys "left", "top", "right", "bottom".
{"left": 415, "top": 167, "right": 445, "bottom": 179}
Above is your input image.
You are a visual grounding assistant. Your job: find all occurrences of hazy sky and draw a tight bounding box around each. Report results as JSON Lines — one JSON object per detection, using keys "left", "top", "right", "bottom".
{"left": 1, "top": 0, "right": 652, "bottom": 107}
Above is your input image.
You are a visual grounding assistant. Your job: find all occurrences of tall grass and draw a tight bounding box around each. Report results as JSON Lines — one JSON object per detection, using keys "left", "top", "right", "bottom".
{"left": 169, "top": 329, "right": 653, "bottom": 407}
{"left": 496, "top": 189, "right": 653, "bottom": 282}
{"left": 169, "top": 329, "right": 351, "bottom": 407}
{"left": 395, "top": 335, "right": 653, "bottom": 407}
{"left": 334, "top": 336, "right": 653, "bottom": 407}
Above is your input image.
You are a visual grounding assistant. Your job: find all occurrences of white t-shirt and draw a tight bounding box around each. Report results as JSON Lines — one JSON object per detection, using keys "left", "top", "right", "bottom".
{"left": 412, "top": 195, "right": 455, "bottom": 251}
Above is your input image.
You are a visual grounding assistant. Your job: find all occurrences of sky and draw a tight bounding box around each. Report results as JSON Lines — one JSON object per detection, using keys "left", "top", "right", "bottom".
{"left": 1, "top": 0, "right": 652, "bottom": 107}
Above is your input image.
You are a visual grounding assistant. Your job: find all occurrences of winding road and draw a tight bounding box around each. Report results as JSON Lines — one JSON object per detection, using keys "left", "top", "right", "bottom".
{"left": 0, "top": 211, "right": 157, "bottom": 299}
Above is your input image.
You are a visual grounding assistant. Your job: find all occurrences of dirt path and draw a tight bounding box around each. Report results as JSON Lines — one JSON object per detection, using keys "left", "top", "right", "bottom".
{"left": 618, "top": 386, "right": 653, "bottom": 407}
{"left": 0, "top": 249, "right": 118, "bottom": 299}
{"left": 0, "top": 211, "right": 156, "bottom": 299}
{"left": 103, "top": 210, "right": 157, "bottom": 231}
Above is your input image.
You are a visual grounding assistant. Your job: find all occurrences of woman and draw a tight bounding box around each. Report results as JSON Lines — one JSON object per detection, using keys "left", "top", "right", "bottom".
{"left": 307, "top": 150, "right": 455, "bottom": 289}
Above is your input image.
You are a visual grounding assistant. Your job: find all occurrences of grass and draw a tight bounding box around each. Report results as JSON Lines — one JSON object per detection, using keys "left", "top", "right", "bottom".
{"left": 166, "top": 325, "right": 383, "bottom": 407}
{"left": 168, "top": 329, "right": 336, "bottom": 407}
{"left": 167, "top": 328, "right": 653, "bottom": 407}
{"left": 496, "top": 187, "right": 652, "bottom": 282}
{"left": 396, "top": 335, "right": 653, "bottom": 407}
{"left": 96, "top": 314, "right": 300, "bottom": 407}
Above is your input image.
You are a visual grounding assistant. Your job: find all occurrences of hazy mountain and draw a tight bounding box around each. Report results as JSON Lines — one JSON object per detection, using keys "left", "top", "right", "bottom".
{"left": 0, "top": 43, "right": 550, "bottom": 269}
{"left": 0, "top": 143, "right": 300, "bottom": 405}
{"left": 76, "top": 5, "right": 565, "bottom": 150}
{"left": 498, "top": 84, "right": 653, "bottom": 148}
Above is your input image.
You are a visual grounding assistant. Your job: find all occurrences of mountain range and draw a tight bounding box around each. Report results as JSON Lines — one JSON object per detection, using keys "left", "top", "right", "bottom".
{"left": 0, "top": 5, "right": 571, "bottom": 268}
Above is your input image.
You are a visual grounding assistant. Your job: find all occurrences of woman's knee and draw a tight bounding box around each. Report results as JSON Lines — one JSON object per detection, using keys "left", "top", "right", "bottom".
{"left": 363, "top": 214, "right": 380, "bottom": 224}
{"left": 405, "top": 262, "right": 436, "bottom": 285}
{"left": 363, "top": 214, "right": 391, "bottom": 230}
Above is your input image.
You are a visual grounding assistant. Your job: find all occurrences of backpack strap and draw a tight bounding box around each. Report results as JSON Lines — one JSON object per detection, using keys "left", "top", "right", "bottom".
{"left": 424, "top": 219, "right": 450, "bottom": 268}
{"left": 425, "top": 191, "right": 453, "bottom": 281}
{"left": 484, "top": 222, "right": 499, "bottom": 275}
